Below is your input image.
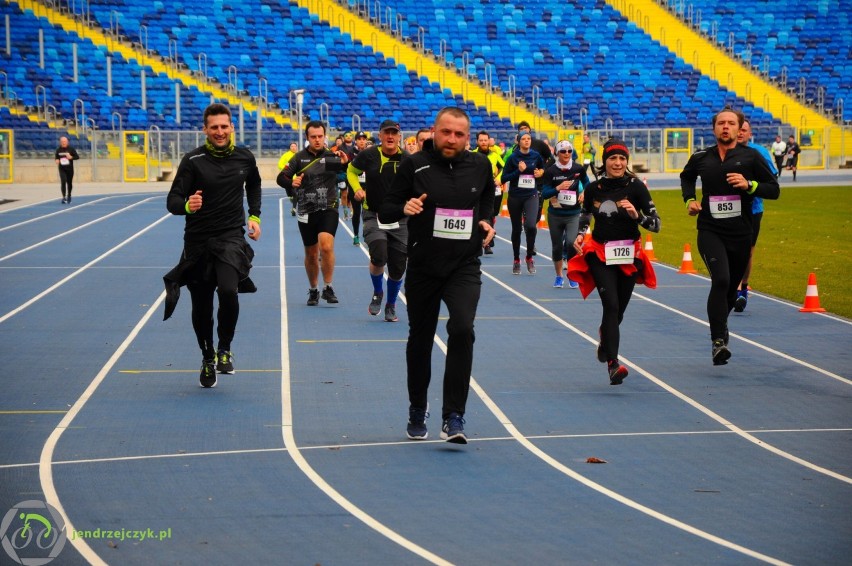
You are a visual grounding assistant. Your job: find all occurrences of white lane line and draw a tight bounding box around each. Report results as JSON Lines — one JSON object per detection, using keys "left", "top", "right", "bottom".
{"left": 0, "top": 213, "right": 171, "bottom": 324}
{"left": 633, "top": 291, "right": 852, "bottom": 385}
{"left": 0, "top": 196, "right": 121, "bottom": 233}
{"left": 39, "top": 291, "right": 166, "bottom": 566}
{"left": 5, "top": 427, "right": 849, "bottom": 470}
{"left": 482, "top": 270, "right": 852, "bottom": 485}
{"left": 0, "top": 196, "right": 160, "bottom": 262}
{"left": 278, "top": 200, "right": 453, "bottom": 566}
{"left": 651, "top": 260, "right": 852, "bottom": 326}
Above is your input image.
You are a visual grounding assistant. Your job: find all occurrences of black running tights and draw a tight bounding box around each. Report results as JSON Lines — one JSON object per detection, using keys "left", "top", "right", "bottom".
{"left": 587, "top": 254, "right": 639, "bottom": 362}
{"left": 507, "top": 193, "right": 538, "bottom": 260}
{"left": 697, "top": 230, "right": 751, "bottom": 341}
{"left": 187, "top": 260, "right": 240, "bottom": 357}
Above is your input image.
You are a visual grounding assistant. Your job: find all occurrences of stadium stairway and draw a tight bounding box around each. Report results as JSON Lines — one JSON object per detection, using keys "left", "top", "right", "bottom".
{"left": 11, "top": 0, "right": 299, "bottom": 131}
{"left": 293, "top": 0, "right": 567, "bottom": 134}
{"left": 609, "top": 0, "right": 852, "bottom": 161}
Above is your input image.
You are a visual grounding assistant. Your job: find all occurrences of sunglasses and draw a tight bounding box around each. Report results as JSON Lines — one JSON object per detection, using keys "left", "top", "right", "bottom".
{"left": 558, "top": 149, "right": 572, "bottom": 154}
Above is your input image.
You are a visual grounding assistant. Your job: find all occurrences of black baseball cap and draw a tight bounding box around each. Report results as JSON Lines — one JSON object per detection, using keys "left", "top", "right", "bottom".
{"left": 379, "top": 119, "right": 401, "bottom": 132}
{"left": 355, "top": 131, "right": 368, "bottom": 139}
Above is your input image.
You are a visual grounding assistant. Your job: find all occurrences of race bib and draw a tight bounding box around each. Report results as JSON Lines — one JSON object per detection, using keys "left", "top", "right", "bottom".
{"left": 297, "top": 212, "right": 309, "bottom": 224}
{"left": 358, "top": 172, "right": 366, "bottom": 183}
{"left": 709, "top": 195, "right": 742, "bottom": 219}
{"left": 605, "top": 239, "right": 635, "bottom": 265}
{"left": 557, "top": 190, "right": 577, "bottom": 206}
{"left": 433, "top": 208, "right": 473, "bottom": 240}
{"left": 494, "top": 184, "right": 502, "bottom": 196}
{"left": 338, "top": 181, "right": 346, "bottom": 189}
{"left": 60, "top": 158, "right": 69, "bottom": 166}
{"left": 518, "top": 174, "right": 535, "bottom": 189}
{"left": 378, "top": 220, "right": 400, "bottom": 230}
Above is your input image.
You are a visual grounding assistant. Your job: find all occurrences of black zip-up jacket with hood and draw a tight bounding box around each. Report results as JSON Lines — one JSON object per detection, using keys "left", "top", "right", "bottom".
{"left": 380, "top": 139, "right": 494, "bottom": 276}
{"left": 276, "top": 146, "right": 349, "bottom": 215}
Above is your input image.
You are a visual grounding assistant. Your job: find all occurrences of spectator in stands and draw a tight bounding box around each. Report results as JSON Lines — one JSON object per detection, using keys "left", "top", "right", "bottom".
{"left": 54, "top": 136, "right": 79, "bottom": 204}
{"left": 785, "top": 135, "right": 801, "bottom": 181}
{"left": 163, "top": 103, "right": 262, "bottom": 388}
{"left": 770, "top": 135, "right": 786, "bottom": 178}
{"left": 581, "top": 133, "right": 598, "bottom": 180}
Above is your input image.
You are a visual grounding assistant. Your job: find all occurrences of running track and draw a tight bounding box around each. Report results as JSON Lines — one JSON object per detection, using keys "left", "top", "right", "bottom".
{"left": 0, "top": 189, "right": 849, "bottom": 565}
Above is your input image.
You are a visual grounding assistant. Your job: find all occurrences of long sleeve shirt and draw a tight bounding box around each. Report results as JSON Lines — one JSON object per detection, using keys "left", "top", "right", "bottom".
{"left": 680, "top": 144, "right": 780, "bottom": 237}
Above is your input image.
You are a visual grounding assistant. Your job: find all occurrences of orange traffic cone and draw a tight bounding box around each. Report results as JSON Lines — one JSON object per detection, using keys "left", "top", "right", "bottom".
{"left": 583, "top": 226, "right": 592, "bottom": 245}
{"left": 677, "top": 243, "right": 698, "bottom": 274}
{"left": 537, "top": 213, "right": 548, "bottom": 229}
{"left": 499, "top": 203, "right": 509, "bottom": 218}
{"left": 799, "top": 272, "right": 827, "bottom": 312}
{"left": 643, "top": 233, "right": 657, "bottom": 261}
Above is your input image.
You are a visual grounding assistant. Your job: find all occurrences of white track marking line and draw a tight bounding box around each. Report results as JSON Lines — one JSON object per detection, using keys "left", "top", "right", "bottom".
{"left": 632, "top": 291, "right": 852, "bottom": 385}
{"left": 0, "top": 196, "right": 120, "bottom": 233}
{"left": 0, "top": 196, "right": 159, "bottom": 262}
{"left": 0, "top": 213, "right": 171, "bottom": 324}
{"left": 39, "top": 292, "right": 165, "bottom": 566}
{"left": 279, "top": 200, "right": 453, "bottom": 566}
{"left": 482, "top": 270, "right": 852, "bottom": 484}
{"left": 5, "top": 427, "right": 849, "bottom": 470}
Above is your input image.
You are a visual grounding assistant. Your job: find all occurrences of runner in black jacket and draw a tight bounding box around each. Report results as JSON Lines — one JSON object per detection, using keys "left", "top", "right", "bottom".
{"left": 380, "top": 107, "right": 495, "bottom": 444}
{"left": 277, "top": 120, "right": 349, "bottom": 305}
{"left": 681, "top": 108, "right": 780, "bottom": 365}
{"left": 163, "top": 103, "right": 261, "bottom": 388}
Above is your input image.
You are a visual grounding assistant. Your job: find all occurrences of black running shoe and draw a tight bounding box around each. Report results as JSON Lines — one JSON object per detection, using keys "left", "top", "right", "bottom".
{"left": 712, "top": 339, "right": 731, "bottom": 366}
{"left": 307, "top": 288, "right": 320, "bottom": 306}
{"left": 322, "top": 285, "right": 339, "bottom": 304}
{"left": 608, "top": 361, "right": 628, "bottom": 385}
{"left": 406, "top": 405, "right": 429, "bottom": 440}
{"left": 216, "top": 350, "right": 235, "bottom": 374}
{"left": 199, "top": 358, "right": 217, "bottom": 388}
{"left": 369, "top": 292, "right": 383, "bottom": 316}
{"left": 483, "top": 246, "right": 493, "bottom": 255}
{"left": 734, "top": 290, "right": 747, "bottom": 313}
{"left": 440, "top": 413, "right": 467, "bottom": 444}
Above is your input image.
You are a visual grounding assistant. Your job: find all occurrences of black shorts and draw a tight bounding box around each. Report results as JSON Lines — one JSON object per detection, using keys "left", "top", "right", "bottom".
{"left": 297, "top": 208, "right": 339, "bottom": 247}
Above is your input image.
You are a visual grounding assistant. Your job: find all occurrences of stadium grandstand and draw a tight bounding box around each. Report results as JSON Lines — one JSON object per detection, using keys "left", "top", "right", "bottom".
{"left": 1, "top": 0, "right": 850, "bottom": 182}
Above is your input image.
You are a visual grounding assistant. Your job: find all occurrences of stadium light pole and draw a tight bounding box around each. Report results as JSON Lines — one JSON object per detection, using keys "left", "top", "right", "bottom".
{"left": 294, "top": 89, "right": 305, "bottom": 149}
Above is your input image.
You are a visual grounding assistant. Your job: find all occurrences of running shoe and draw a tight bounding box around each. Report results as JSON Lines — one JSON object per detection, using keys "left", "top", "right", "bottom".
{"left": 61, "top": 198, "right": 67, "bottom": 204}
{"left": 369, "top": 292, "right": 383, "bottom": 316}
{"left": 440, "top": 413, "right": 467, "bottom": 444}
{"left": 343, "top": 207, "right": 350, "bottom": 220}
{"left": 712, "top": 339, "right": 731, "bottom": 366}
{"left": 607, "top": 361, "right": 628, "bottom": 385}
{"left": 67, "top": 196, "right": 71, "bottom": 203}
{"left": 216, "top": 350, "right": 235, "bottom": 375}
{"left": 406, "top": 404, "right": 429, "bottom": 440}
{"left": 734, "top": 289, "right": 748, "bottom": 312}
{"left": 290, "top": 208, "right": 296, "bottom": 216}
{"left": 567, "top": 278, "right": 579, "bottom": 289}
{"left": 512, "top": 260, "right": 521, "bottom": 275}
{"left": 353, "top": 236, "right": 360, "bottom": 246}
{"left": 526, "top": 257, "right": 536, "bottom": 274}
{"left": 322, "top": 285, "right": 339, "bottom": 304}
{"left": 483, "top": 246, "right": 493, "bottom": 255}
{"left": 307, "top": 288, "right": 320, "bottom": 306}
{"left": 553, "top": 276, "right": 564, "bottom": 288}
{"left": 199, "top": 358, "right": 217, "bottom": 388}
{"left": 384, "top": 303, "right": 398, "bottom": 322}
